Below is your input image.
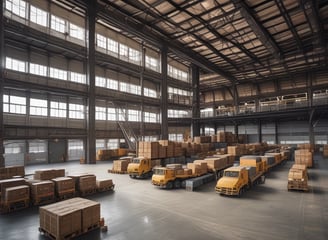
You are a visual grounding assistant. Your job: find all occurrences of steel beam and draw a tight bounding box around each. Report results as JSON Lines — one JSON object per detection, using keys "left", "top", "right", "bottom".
{"left": 0, "top": 0, "right": 4, "bottom": 167}
{"left": 160, "top": 45, "right": 168, "bottom": 140}
{"left": 191, "top": 64, "right": 200, "bottom": 138}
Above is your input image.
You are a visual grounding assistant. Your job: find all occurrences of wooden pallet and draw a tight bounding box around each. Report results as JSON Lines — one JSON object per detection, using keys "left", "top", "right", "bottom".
{"left": 287, "top": 182, "right": 309, "bottom": 192}
{"left": 107, "top": 169, "right": 128, "bottom": 174}
{"left": 97, "top": 185, "right": 115, "bottom": 193}
{"left": 39, "top": 227, "right": 81, "bottom": 240}
{"left": 0, "top": 199, "right": 29, "bottom": 213}
{"left": 79, "top": 188, "right": 97, "bottom": 197}
{"left": 33, "top": 194, "right": 55, "bottom": 206}
{"left": 82, "top": 223, "right": 100, "bottom": 234}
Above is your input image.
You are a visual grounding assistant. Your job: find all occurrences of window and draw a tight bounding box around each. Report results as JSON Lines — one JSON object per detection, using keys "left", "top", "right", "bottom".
{"left": 144, "top": 88, "right": 157, "bottom": 98}
{"left": 168, "top": 109, "right": 190, "bottom": 118}
{"left": 168, "top": 64, "right": 189, "bottom": 82}
{"left": 51, "top": 15, "right": 65, "bottom": 33}
{"left": 69, "top": 23, "right": 84, "bottom": 41}
{"left": 108, "top": 79, "right": 118, "bottom": 90}
{"left": 3, "top": 94, "right": 26, "bottom": 114}
{"left": 96, "top": 106, "right": 106, "bottom": 120}
{"left": 108, "top": 39, "right": 118, "bottom": 53}
{"left": 29, "top": 141, "right": 46, "bottom": 153}
{"left": 144, "top": 136, "right": 158, "bottom": 141}
{"left": 96, "top": 76, "right": 106, "bottom": 88}
{"left": 69, "top": 103, "right": 84, "bottom": 119}
{"left": 68, "top": 139, "right": 84, "bottom": 161}
{"left": 108, "top": 139, "right": 119, "bottom": 149}
{"left": 96, "top": 34, "right": 107, "bottom": 49}
{"left": 5, "top": 0, "right": 26, "bottom": 18}
{"left": 130, "top": 84, "right": 141, "bottom": 95}
{"left": 144, "top": 112, "right": 157, "bottom": 123}
{"left": 29, "top": 63, "right": 47, "bottom": 76}
{"left": 6, "top": 57, "right": 26, "bottom": 72}
{"left": 96, "top": 139, "right": 106, "bottom": 150}
{"left": 119, "top": 44, "right": 128, "bottom": 59}
{"left": 128, "top": 109, "right": 140, "bottom": 122}
{"left": 30, "top": 98, "right": 47, "bottom": 116}
{"left": 50, "top": 101, "right": 66, "bottom": 118}
{"left": 4, "top": 141, "right": 23, "bottom": 154}
{"left": 120, "top": 82, "right": 128, "bottom": 93}
{"left": 129, "top": 48, "right": 141, "bottom": 64}
{"left": 145, "top": 56, "right": 159, "bottom": 72}
{"left": 50, "top": 67, "right": 67, "bottom": 80}
{"left": 169, "top": 133, "right": 183, "bottom": 141}
{"left": 107, "top": 107, "right": 116, "bottom": 121}
{"left": 70, "top": 72, "right": 86, "bottom": 84}
{"left": 30, "top": 6, "right": 48, "bottom": 27}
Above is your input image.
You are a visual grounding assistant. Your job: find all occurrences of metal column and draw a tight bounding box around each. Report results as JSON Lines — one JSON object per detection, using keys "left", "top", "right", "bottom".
{"left": 191, "top": 64, "right": 200, "bottom": 137}
{"left": 258, "top": 120, "right": 262, "bottom": 143}
{"left": 275, "top": 121, "right": 279, "bottom": 144}
{"left": 86, "top": 1, "right": 96, "bottom": 164}
{"left": 160, "top": 45, "right": 168, "bottom": 140}
{"left": 0, "top": 0, "right": 4, "bottom": 167}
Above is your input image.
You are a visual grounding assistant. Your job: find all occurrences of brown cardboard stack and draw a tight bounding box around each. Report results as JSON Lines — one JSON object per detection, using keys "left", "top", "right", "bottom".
{"left": 34, "top": 169, "right": 65, "bottom": 180}
{"left": 294, "top": 149, "right": 313, "bottom": 167}
{"left": 288, "top": 164, "right": 308, "bottom": 191}
{"left": 159, "top": 140, "right": 174, "bottom": 158}
{"left": 174, "top": 144, "right": 184, "bottom": 157}
{"left": 151, "top": 159, "right": 161, "bottom": 167}
{"left": 118, "top": 148, "right": 128, "bottom": 157}
{"left": 4, "top": 185, "right": 30, "bottom": 203}
{"left": 112, "top": 159, "right": 130, "bottom": 171}
{"left": 227, "top": 145, "right": 244, "bottom": 156}
{"left": 166, "top": 164, "right": 183, "bottom": 170}
{"left": 194, "top": 136, "right": 211, "bottom": 144}
{"left": 67, "top": 173, "right": 95, "bottom": 191}
{"left": 297, "top": 143, "right": 315, "bottom": 152}
{"left": 52, "top": 177, "right": 75, "bottom": 196}
{"left": 30, "top": 181, "right": 55, "bottom": 204}
{"left": 79, "top": 176, "right": 97, "bottom": 192}
{"left": 0, "top": 178, "right": 27, "bottom": 201}
{"left": 138, "top": 141, "right": 159, "bottom": 159}
{"left": 204, "top": 157, "right": 228, "bottom": 171}
{"left": 323, "top": 145, "right": 328, "bottom": 157}
{"left": 192, "top": 160, "right": 208, "bottom": 175}
{"left": 211, "top": 135, "right": 217, "bottom": 143}
{"left": 200, "top": 143, "right": 210, "bottom": 153}
{"left": 217, "top": 132, "right": 226, "bottom": 142}
{"left": 39, "top": 198, "right": 100, "bottom": 239}
{"left": 0, "top": 165, "right": 25, "bottom": 180}
{"left": 265, "top": 152, "right": 282, "bottom": 164}
{"left": 96, "top": 179, "right": 114, "bottom": 190}
{"left": 158, "top": 145, "right": 167, "bottom": 158}
{"left": 96, "top": 149, "right": 119, "bottom": 160}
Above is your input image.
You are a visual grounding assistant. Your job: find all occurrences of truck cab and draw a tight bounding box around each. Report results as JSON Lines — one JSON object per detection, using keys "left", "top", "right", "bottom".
{"left": 215, "top": 166, "right": 249, "bottom": 196}
{"left": 152, "top": 167, "right": 175, "bottom": 188}
{"left": 127, "top": 157, "right": 152, "bottom": 178}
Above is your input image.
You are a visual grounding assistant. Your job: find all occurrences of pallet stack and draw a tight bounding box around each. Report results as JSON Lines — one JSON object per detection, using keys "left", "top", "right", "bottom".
{"left": 52, "top": 177, "right": 76, "bottom": 200}
{"left": 0, "top": 166, "right": 25, "bottom": 180}
{"left": 287, "top": 164, "right": 308, "bottom": 191}
{"left": 138, "top": 141, "right": 160, "bottom": 159}
{"left": 68, "top": 174, "right": 97, "bottom": 196}
{"left": 294, "top": 149, "right": 313, "bottom": 167}
{"left": 96, "top": 179, "right": 115, "bottom": 192}
{"left": 39, "top": 198, "right": 101, "bottom": 240}
{"left": 30, "top": 181, "right": 55, "bottom": 206}
{"left": 34, "top": 169, "right": 65, "bottom": 180}
{"left": 323, "top": 144, "right": 328, "bottom": 157}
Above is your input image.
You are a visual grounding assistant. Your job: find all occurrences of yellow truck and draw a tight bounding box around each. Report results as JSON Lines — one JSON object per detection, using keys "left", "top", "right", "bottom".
{"left": 215, "top": 165, "right": 265, "bottom": 197}
{"left": 152, "top": 163, "right": 205, "bottom": 189}
{"left": 127, "top": 157, "right": 160, "bottom": 179}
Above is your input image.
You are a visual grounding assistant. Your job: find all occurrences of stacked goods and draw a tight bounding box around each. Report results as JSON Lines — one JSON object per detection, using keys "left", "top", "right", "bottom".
{"left": 200, "top": 143, "right": 210, "bottom": 153}
{"left": 194, "top": 136, "right": 211, "bottom": 144}
{"left": 52, "top": 177, "right": 75, "bottom": 198}
{"left": 288, "top": 164, "right": 308, "bottom": 191}
{"left": 4, "top": 185, "right": 30, "bottom": 204}
{"left": 96, "top": 149, "right": 119, "bottom": 160}
{"left": 191, "top": 160, "right": 208, "bottom": 175}
{"left": 34, "top": 169, "right": 65, "bottom": 180}
{"left": 323, "top": 145, "right": 328, "bottom": 157}
{"left": 217, "top": 132, "right": 226, "bottom": 142}
{"left": 79, "top": 176, "right": 97, "bottom": 193}
{"left": 211, "top": 135, "right": 217, "bottom": 143}
{"left": 112, "top": 159, "right": 130, "bottom": 172}
{"left": 30, "top": 181, "right": 55, "bottom": 205}
{"left": 238, "top": 134, "right": 247, "bottom": 144}
{"left": 265, "top": 152, "right": 282, "bottom": 164}
{"left": 294, "top": 150, "right": 313, "bottom": 168}
{"left": 280, "top": 150, "right": 291, "bottom": 161}
{"left": 166, "top": 164, "right": 183, "bottom": 170}
{"left": 158, "top": 145, "right": 167, "bottom": 158}
{"left": 159, "top": 140, "right": 174, "bottom": 158}
{"left": 151, "top": 159, "right": 161, "bottom": 167}
{"left": 0, "top": 165, "right": 25, "bottom": 179}
{"left": 225, "top": 132, "right": 237, "bottom": 144}
{"left": 240, "top": 156, "right": 262, "bottom": 173}
{"left": 297, "top": 144, "right": 314, "bottom": 152}
{"left": 96, "top": 179, "right": 114, "bottom": 192}
{"left": 204, "top": 157, "right": 227, "bottom": 171}
{"left": 138, "top": 141, "right": 159, "bottom": 159}
{"left": 118, "top": 148, "right": 128, "bottom": 157}
{"left": 227, "top": 145, "right": 245, "bottom": 156}
{"left": 213, "top": 154, "right": 234, "bottom": 165}
{"left": 174, "top": 143, "right": 184, "bottom": 157}
{"left": 245, "top": 166, "right": 257, "bottom": 179}
{"left": 0, "top": 178, "right": 27, "bottom": 201}
{"left": 39, "top": 198, "right": 101, "bottom": 239}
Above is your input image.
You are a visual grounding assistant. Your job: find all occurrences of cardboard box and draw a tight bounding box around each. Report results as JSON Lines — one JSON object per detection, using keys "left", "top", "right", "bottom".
{"left": 112, "top": 160, "right": 130, "bottom": 171}
{"left": 79, "top": 175, "right": 97, "bottom": 192}
{"left": 96, "top": 179, "right": 113, "bottom": 189}
{"left": 4, "top": 185, "right": 30, "bottom": 203}
{"left": 31, "top": 180, "right": 54, "bottom": 197}
{"left": 0, "top": 178, "right": 27, "bottom": 201}
{"left": 34, "top": 169, "right": 65, "bottom": 180}
{"left": 52, "top": 177, "right": 75, "bottom": 193}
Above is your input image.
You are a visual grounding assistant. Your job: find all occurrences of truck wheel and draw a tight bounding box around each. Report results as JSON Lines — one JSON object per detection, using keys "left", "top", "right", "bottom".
{"left": 238, "top": 188, "right": 243, "bottom": 197}
{"left": 166, "top": 181, "right": 173, "bottom": 189}
{"left": 174, "top": 180, "right": 181, "bottom": 189}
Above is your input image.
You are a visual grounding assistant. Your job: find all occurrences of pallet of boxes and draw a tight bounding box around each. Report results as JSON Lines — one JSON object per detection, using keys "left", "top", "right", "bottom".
{"left": 108, "top": 156, "right": 133, "bottom": 174}
{"left": 287, "top": 164, "right": 308, "bottom": 191}
{"left": 39, "top": 197, "right": 106, "bottom": 239}
{"left": 294, "top": 149, "right": 313, "bottom": 168}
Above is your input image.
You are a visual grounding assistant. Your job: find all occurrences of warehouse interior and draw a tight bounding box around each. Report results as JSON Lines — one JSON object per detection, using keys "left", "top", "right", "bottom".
{"left": 0, "top": 0, "right": 328, "bottom": 239}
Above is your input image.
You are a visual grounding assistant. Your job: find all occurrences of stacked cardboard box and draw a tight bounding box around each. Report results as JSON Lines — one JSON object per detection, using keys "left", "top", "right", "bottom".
{"left": 200, "top": 143, "right": 210, "bottom": 153}
{"left": 79, "top": 176, "right": 97, "bottom": 192}
{"left": 297, "top": 144, "right": 315, "bottom": 152}
{"left": 191, "top": 160, "right": 208, "bottom": 175}
{"left": 261, "top": 155, "right": 276, "bottom": 166}
{"left": 211, "top": 135, "right": 217, "bottom": 143}
{"left": 217, "top": 132, "right": 226, "bottom": 142}
{"left": 323, "top": 144, "right": 328, "bottom": 157}
{"left": 204, "top": 157, "right": 227, "bottom": 171}
{"left": 118, "top": 148, "right": 128, "bottom": 157}
{"left": 4, "top": 185, "right": 30, "bottom": 203}
{"left": 265, "top": 152, "right": 282, "bottom": 164}
{"left": 112, "top": 159, "right": 130, "bottom": 172}
{"left": 138, "top": 141, "right": 159, "bottom": 159}
{"left": 240, "top": 156, "right": 262, "bottom": 173}
{"left": 34, "top": 169, "right": 65, "bottom": 180}
{"left": 0, "top": 178, "right": 27, "bottom": 201}
{"left": 96, "top": 149, "right": 119, "bottom": 160}
{"left": 68, "top": 173, "right": 95, "bottom": 191}
{"left": 96, "top": 179, "right": 114, "bottom": 191}
{"left": 0, "top": 166, "right": 25, "bottom": 180}
{"left": 52, "top": 177, "right": 75, "bottom": 197}
{"left": 39, "top": 198, "right": 100, "bottom": 239}
{"left": 227, "top": 145, "right": 245, "bottom": 156}
{"left": 159, "top": 140, "right": 174, "bottom": 158}
{"left": 30, "top": 181, "right": 55, "bottom": 205}
{"left": 158, "top": 145, "right": 167, "bottom": 158}
{"left": 194, "top": 136, "right": 211, "bottom": 144}
{"left": 213, "top": 154, "right": 234, "bottom": 165}
{"left": 288, "top": 164, "right": 308, "bottom": 191}
{"left": 294, "top": 149, "right": 313, "bottom": 168}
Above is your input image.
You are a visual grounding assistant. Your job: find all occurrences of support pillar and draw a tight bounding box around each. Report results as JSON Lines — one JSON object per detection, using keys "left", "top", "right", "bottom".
{"left": 191, "top": 64, "right": 200, "bottom": 138}
{"left": 140, "top": 43, "right": 145, "bottom": 139}
{"left": 0, "top": 0, "right": 4, "bottom": 167}
{"left": 86, "top": 1, "right": 96, "bottom": 164}
{"left": 275, "top": 121, "right": 279, "bottom": 144}
{"left": 160, "top": 45, "right": 168, "bottom": 140}
{"left": 309, "top": 110, "right": 315, "bottom": 146}
{"left": 258, "top": 120, "right": 262, "bottom": 143}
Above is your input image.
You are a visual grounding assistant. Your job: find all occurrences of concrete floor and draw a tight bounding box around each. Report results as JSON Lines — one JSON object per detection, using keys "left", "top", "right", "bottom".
{"left": 0, "top": 155, "right": 327, "bottom": 240}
